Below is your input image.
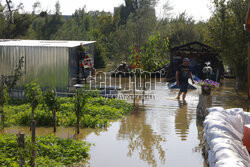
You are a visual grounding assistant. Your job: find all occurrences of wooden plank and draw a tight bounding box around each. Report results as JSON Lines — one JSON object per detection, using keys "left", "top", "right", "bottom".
{"left": 248, "top": 42, "right": 250, "bottom": 99}
{"left": 246, "top": 5, "right": 250, "bottom": 31}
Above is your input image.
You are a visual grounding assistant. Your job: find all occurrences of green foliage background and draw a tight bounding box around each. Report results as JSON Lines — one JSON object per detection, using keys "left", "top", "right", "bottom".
{"left": 204, "top": 0, "right": 250, "bottom": 81}
{"left": 130, "top": 33, "right": 169, "bottom": 72}
{"left": 0, "top": 0, "right": 248, "bottom": 79}
{"left": 0, "top": 0, "right": 205, "bottom": 70}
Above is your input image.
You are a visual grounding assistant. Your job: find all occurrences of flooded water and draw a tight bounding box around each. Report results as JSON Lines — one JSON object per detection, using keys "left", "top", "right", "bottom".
{"left": 1, "top": 79, "right": 249, "bottom": 167}
{"left": 82, "top": 81, "right": 205, "bottom": 167}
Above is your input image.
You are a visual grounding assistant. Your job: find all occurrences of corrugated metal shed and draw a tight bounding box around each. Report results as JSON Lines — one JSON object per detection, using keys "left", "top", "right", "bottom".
{"left": 0, "top": 39, "right": 96, "bottom": 95}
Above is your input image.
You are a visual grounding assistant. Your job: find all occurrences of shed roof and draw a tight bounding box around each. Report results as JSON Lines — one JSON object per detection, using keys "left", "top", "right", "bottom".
{"left": 0, "top": 39, "right": 96, "bottom": 48}
{"left": 170, "top": 41, "right": 216, "bottom": 53}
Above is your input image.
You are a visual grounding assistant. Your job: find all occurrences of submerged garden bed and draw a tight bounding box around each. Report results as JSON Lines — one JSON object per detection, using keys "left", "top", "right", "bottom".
{"left": 0, "top": 94, "right": 133, "bottom": 166}
{"left": 0, "top": 134, "right": 91, "bottom": 166}
{"left": 4, "top": 96, "right": 133, "bottom": 128}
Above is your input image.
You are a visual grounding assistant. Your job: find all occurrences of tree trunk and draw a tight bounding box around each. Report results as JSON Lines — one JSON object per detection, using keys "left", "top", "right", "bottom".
{"left": 30, "top": 106, "right": 35, "bottom": 131}
{"left": 53, "top": 110, "right": 56, "bottom": 133}
{"left": 76, "top": 111, "right": 80, "bottom": 134}
{"left": 1, "top": 107, "right": 4, "bottom": 129}
{"left": 18, "top": 133, "right": 25, "bottom": 167}
{"left": 76, "top": 97, "right": 80, "bottom": 134}
{"left": 235, "top": 75, "right": 239, "bottom": 93}
{"left": 31, "top": 106, "right": 35, "bottom": 120}
{"left": 31, "top": 121, "right": 36, "bottom": 167}
{"left": 0, "top": 86, "right": 4, "bottom": 129}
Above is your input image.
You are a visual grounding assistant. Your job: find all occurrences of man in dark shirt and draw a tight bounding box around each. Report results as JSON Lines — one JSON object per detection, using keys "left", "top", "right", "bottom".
{"left": 176, "top": 58, "right": 195, "bottom": 100}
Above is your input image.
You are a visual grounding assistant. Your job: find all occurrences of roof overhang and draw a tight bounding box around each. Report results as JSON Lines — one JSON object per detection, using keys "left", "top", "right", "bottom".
{"left": 0, "top": 39, "right": 96, "bottom": 47}
{"left": 170, "top": 41, "right": 218, "bottom": 54}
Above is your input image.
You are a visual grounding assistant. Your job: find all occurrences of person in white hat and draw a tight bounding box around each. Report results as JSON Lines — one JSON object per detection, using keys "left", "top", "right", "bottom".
{"left": 176, "top": 58, "right": 195, "bottom": 100}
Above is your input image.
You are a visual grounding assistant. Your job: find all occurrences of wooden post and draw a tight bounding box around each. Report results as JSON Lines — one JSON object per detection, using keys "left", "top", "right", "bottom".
{"left": 196, "top": 95, "right": 212, "bottom": 126}
{"left": 0, "top": 79, "right": 4, "bottom": 129}
{"left": 76, "top": 111, "right": 80, "bottom": 134}
{"left": 245, "top": 7, "right": 250, "bottom": 99}
{"left": 31, "top": 120, "right": 36, "bottom": 167}
{"left": 76, "top": 91, "right": 80, "bottom": 134}
{"left": 248, "top": 42, "right": 250, "bottom": 99}
{"left": 53, "top": 89, "right": 57, "bottom": 133}
{"left": 142, "top": 75, "right": 145, "bottom": 104}
{"left": 133, "top": 75, "right": 136, "bottom": 107}
{"left": 53, "top": 110, "right": 56, "bottom": 133}
{"left": 18, "top": 133, "right": 25, "bottom": 167}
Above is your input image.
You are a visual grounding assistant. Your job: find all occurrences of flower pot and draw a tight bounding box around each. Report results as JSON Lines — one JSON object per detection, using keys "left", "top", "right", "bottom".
{"left": 201, "top": 86, "right": 211, "bottom": 95}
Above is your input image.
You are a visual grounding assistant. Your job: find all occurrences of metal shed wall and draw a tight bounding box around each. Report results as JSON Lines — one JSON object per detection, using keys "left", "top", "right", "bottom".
{"left": 0, "top": 46, "right": 69, "bottom": 92}
{"left": 68, "top": 44, "right": 95, "bottom": 92}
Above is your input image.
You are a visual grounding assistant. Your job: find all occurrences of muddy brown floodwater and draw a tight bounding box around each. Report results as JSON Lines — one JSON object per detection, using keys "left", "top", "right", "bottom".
{"left": 1, "top": 79, "right": 249, "bottom": 167}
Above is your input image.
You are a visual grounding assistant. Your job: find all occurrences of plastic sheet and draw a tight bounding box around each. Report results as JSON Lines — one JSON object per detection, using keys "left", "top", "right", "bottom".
{"left": 204, "top": 107, "right": 250, "bottom": 167}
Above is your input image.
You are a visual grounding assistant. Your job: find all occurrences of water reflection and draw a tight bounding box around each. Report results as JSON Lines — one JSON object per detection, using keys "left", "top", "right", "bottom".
{"left": 193, "top": 124, "right": 208, "bottom": 167}
{"left": 212, "top": 79, "right": 249, "bottom": 110}
{"left": 175, "top": 100, "right": 191, "bottom": 141}
{"left": 0, "top": 126, "right": 105, "bottom": 140}
{"left": 118, "top": 107, "right": 166, "bottom": 167}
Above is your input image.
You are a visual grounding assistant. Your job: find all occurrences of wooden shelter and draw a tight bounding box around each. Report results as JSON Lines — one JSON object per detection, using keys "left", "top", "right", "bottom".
{"left": 167, "top": 41, "right": 224, "bottom": 82}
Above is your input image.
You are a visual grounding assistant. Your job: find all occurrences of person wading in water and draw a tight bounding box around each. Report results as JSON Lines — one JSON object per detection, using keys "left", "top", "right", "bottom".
{"left": 176, "top": 58, "right": 195, "bottom": 100}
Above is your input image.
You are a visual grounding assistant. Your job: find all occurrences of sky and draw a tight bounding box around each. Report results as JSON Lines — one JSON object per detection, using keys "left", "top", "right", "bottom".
{"left": 5, "top": 0, "right": 212, "bottom": 21}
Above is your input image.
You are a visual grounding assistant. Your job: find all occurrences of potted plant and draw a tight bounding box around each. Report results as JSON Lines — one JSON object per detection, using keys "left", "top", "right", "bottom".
{"left": 198, "top": 79, "right": 220, "bottom": 95}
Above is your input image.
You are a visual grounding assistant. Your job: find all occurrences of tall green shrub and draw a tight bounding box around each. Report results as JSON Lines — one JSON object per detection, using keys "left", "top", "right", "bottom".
{"left": 25, "top": 81, "right": 42, "bottom": 122}
{"left": 44, "top": 89, "right": 60, "bottom": 132}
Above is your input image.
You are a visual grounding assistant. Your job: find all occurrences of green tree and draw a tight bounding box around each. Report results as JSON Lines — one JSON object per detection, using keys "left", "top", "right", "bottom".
{"left": 0, "top": 1, "right": 33, "bottom": 39}
{"left": 111, "top": 6, "right": 157, "bottom": 63}
{"left": 0, "top": 81, "right": 8, "bottom": 129}
{"left": 0, "top": 56, "right": 24, "bottom": 128}
{"left": 158, "top": 12, "right": 205, "bottom": 48}
{"left": 44, "top": 89, "right": 60, "bottom": 132}
{"left": 204, "top": 0, "right": 249, "bottom": 84}
{"left": 31, "top": 1, "right": 65, "bottom": 40}
{"left": 130, "top": 33, "right": 169, "bottom": 72}
{"left": 118, "top": 0, "right": 158, "bottom": 25}
{"left": 94, "top": 43, "right": 106, "bottom": 68}
{"left": 73, "top": 88, "right": 89, "bottom": 134}
{"left": 25, "top": 81, "right": 42, "bottom": 123}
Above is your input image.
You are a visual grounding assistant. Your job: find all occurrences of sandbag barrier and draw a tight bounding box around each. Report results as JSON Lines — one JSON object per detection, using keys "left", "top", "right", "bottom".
{"left": 203, "top": 107, "right": 250, "bottom": 167}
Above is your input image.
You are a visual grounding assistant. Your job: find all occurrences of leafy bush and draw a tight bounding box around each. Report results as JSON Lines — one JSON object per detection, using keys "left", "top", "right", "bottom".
{"left": 0, "top": 134, "right": 91, "bottom": 166}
